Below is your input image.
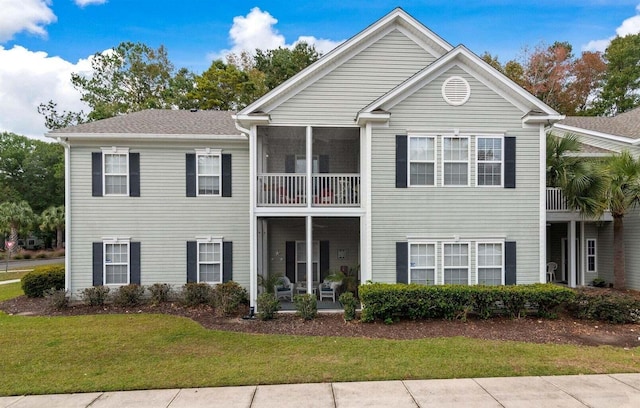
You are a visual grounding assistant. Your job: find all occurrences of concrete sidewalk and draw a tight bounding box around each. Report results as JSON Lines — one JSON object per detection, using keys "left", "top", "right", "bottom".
{"left": 2, "top": 374, "right": 640, "bottom": 407}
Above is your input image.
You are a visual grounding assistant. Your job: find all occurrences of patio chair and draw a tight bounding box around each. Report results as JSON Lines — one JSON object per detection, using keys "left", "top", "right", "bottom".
{"left": 274, "top": 276, "right": 294, "bottom": 301}
{"left": 318, "top": 280, "right": 340, "bottom": 302}
{"left": 546, "top": 262, "right": 558, "bottom": 282}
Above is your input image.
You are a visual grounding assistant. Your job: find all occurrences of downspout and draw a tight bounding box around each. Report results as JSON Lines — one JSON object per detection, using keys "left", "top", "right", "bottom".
{"left": 56, "top": 137, "right": 71, "bottom": 295}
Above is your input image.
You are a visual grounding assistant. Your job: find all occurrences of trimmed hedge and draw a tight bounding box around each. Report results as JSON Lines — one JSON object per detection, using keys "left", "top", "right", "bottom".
{"left": 21, "top": 265, "right": 65, "bottom": 298}
{"left": 359, "top": 283, "right": 576, "bottom": 323}
{"left": 569, "top": 289, "right": 640, "bottom": 323}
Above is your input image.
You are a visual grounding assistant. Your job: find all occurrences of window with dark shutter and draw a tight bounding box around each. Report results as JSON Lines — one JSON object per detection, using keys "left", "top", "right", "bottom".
{"left": 396, "top": 136, "right": 408, "bottom": 188}
{"left": 504, "top": 137, "right": 516, "bottom": 189}
{"left": 396, "top": 242, "right": 408, "bottom": 284}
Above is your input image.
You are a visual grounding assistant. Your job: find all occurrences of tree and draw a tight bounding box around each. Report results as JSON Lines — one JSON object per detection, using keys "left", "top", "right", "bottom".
{"left": 39, "top": 206, "right": 65, "bottom": 249}
{"left": 0, "top": 201, "right": 35, "bottom": 247}
{"left": 254, "top": 42, "right": 320, "bottom": 90}
{"left": 189, "top": 60, "right": 256, "bottom": 110}
{"left": 592, "top": 33, "right": 640, "bottom": 115}
{"left": 565, "top": 51, "right": 606, "bottom": 114}
{"left": 37, "top": 100, "right": 87, "bottom": 130}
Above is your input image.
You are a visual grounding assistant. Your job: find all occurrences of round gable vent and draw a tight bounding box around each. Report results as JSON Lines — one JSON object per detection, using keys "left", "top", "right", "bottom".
{"left": 441, "top": 76, "right": 471, "bottom": 106}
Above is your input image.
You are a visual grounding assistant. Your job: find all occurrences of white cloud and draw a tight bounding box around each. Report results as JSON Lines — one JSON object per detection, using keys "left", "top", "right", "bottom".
{"left": 210, "top": 7, "right": 343, "bottom": 61}
{"left": 583, "top": 3, "right": 640, "bottom": 52}
{"left": 0, "top": 45, "right": 91, "bottom": 140}
{"left": 0, "top": 0, "right": 57, "bottom": 42}
{"left": 74, "top": 0, "right": 107, "bottom": 7}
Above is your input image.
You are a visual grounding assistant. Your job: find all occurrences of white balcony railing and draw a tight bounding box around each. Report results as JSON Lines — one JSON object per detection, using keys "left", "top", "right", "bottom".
{"left": 257, "top": 173, "right": 360, "bottom": 207}
{"left": 546, "top": 187, "right": 568, "bottom": 211}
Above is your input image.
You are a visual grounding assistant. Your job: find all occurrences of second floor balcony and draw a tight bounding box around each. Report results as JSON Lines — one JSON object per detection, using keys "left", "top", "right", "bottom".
{"left": 257, "top": 173, "right": 360, "bottom": 206}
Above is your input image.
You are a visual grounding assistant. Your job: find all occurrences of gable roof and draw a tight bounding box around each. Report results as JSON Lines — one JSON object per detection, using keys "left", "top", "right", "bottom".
{"left": 357, "top": 45, "right": 562, "bottom": 124}
{"left": 236, "top": 8, "right": 453, "bottom": 121}
{"left": 557, "top": 107, "right": 640, "bottom": 140}
{"left": 48, "top": 109, "right": 241, "bottom": 140}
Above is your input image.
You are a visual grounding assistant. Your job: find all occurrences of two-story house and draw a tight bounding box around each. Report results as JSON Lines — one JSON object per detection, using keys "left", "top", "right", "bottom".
{"left": 50, "top": 8, "right": 563, "bottom": 306}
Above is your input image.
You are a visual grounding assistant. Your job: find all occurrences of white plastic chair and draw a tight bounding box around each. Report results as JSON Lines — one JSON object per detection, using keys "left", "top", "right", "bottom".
{"left": 318, "top": 280, "right": 339, "bottom": 302}
{"left": 274, "top": 276, "right": 294, "bottom": 301}
{"left": 546, "top": 262, "right": 558, "bottom": 282}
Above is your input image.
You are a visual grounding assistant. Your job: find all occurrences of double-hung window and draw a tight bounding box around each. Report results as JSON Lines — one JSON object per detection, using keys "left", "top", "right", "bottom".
{"left": 296, "top": 241, "right": 319, "bottom": 282}
{"left": 477, "top": 137, "right": 503, "bottom": 186}
{"left": 197, "top": 150, "right": 221, "bottom": 196}
{"left": 104, "top": 240, "right": 130, "bottom": 285}
{"left": 408, "top": 136, "right": 435, "bottom": 186}
{"left": 409, "top": 243, "right": 436, "bottom": 284}
{"left": 587, "top": 239, "right": 597, "bottom": 273}
{"left": 443, "top": 242, "right": 470, "bottom": 284}
{"left": 198, "top": 240, "right": 222, "bottom": 283}
{"left": 103, "top": 148, "right": 129, "bottom": 195}
{"left": 477, "top": 242, "right": 504, "bottom": 285}
{"left": 443, "top": 137, "right": 469, "bottom": 186}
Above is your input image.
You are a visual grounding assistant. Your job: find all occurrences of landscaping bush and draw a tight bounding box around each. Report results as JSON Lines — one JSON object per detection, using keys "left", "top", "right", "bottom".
{"left": 256, "top": 293, "right": 280, "bottom": 320}
{"left": 112, "top": 284, "right": 146, "bottom": 307}
{"left": 148, "top": 283, "right": 172, "bottom": 305}
{"left": 339, "top": 291, "right": 358, "bottom": 321}
{"left": 181, "top": 283, "right": 215, "bottom": 307}
{"left": 294, "top": 293, "right": 317, "bottom": 320}
{"left": 81, "top": 286, "right": 110, "bottom": 306}
{"left": 359, "top": 283, "right": 576, "bottom": 323}
{"left": 569, "top": 289, "right": 640, "bottom": 323}
{"left": 21, "top": 264, "right": 65, "bottom": 298}
{"left": 213, "top": 281, "right": 248, "bottom": 316}
{"left": 44, "top": 288, "right": 69, "bottom": 310}
{"left": 34, "top": 251, "right": 48, "bottom": 259}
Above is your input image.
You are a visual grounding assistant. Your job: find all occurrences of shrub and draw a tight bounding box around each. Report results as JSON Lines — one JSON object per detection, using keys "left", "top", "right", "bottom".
{"left": 21, "top": 252, "right": 32, "bottom": 260}
{"left": 592, "top": 278, "right": 606, "bottom": 288}
{"left": 21, "top": 265, "right": 65, "bottom": 298}
{"left": 339, "top": 291, "right": 358, "bottom": 321}
{"left": 12, "top": 253, "right": 24, "bottom": 260}
{"left": 181, "top": 283, "right": 215, "bottom": 307}
{"left": 257, "top": 293, "right": 280, "bottom": 320}
{"left": 34, "top": 251, "right": 48, "bottom": 259}
{"left": 112, "top": 284, "right": 146, "bottom": 307}
{"left": 213, "top": 281, "right": 248, "bottom": 316}
{"left": 569, "top": 289, "right": 640, "bottom": 323}
{"left": 294, "top": 293, "right": 317, "bottom": 320}
{"left": 81, "top": 286, "right": 110, "bottom": 306}
{"left": 44, "top": 288, "right": 69, "bottom": 310}
{"left": 148, "top": 283, "right": 172, "bottom": 305}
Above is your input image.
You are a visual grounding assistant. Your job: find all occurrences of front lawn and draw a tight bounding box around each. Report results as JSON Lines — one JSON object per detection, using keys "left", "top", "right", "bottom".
{"left": 0, "top": 310, "right": 639, "bottom": 396}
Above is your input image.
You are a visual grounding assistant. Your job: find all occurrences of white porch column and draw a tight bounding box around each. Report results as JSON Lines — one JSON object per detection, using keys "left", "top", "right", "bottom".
{"left": 249, "top": 125, "right": 257, "bottom": 307}
{"left": 580, "top": 221, "right": 585, "bottom": 286}
{"left": 306, "top": 126, "right": 312, "bottom": 208}
{"left": 361, "top": 123, "right": 372, "bottom": 283}
{"left": 306, "top": 216, "right": 313, "bottom": 294}
{"left": 569, "top": 220, "right": 577, "bottom": 288}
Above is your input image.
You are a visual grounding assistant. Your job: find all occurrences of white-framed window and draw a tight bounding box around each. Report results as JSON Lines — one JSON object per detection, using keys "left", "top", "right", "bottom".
{"left": 102, "top": 148, "right": 129, "bottom": 195}
{"left": 295, "top": 155, "right": 318, "bottom": 173}
{"left": 198, "top": 240, "right": 222, "bottom": 283}
{"left": 476, "top": 242, "right": 504, "bottom": 285}
{"left": 477, "top": 136, "right": 503, "bottom": 186}
{"left": 443, "top": 136, "right": 469, "bottom": 186}
{"left": 104, "top": 239, "right": 130, "bottom": 285}
{"left": 296, "top": 240, "right": 319, "bottom": 282}
{"left": 409, "top": 243, "right": 436, "bottom": 285}
{"left": 196, "top": 150, "right": 221, "bottom": 196}
{"left": 408, "top": 136, "right": 436, "bottom": 186}
{"left": 443, "top": 242, "right": 470, "bottom": 284}
{"left": 587, "top": 239, "right": 597, "bottom": 273}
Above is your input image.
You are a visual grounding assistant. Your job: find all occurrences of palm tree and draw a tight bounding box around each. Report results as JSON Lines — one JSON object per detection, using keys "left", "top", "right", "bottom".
{"left": 0, "top": 201, "right": 35, "bottom": 250}
{"left": 39, "top": 205, "right": 65, "bottom": 249}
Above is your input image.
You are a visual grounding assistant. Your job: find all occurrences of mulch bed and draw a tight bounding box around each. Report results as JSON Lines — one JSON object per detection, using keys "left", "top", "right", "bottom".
{"left": 2, "top": 295, "right": 640, "bottom": 348}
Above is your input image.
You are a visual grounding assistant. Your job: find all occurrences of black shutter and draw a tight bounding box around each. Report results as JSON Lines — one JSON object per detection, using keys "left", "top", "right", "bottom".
{"left": 92, "top": 242, "right": 103, "bottom": 286}
{"left": 505, "top": 241, "right": 517, "bottom": 285}
{"left": 285, "top": 155, "right": 295, "bottom": 173}
{"left": 186, "top": 153, "right": 196, "bottom": 197}
{"left": 320, "top": 241, "right": 330, "bottom": 281}
{"left": 129, "top": 153, "right": 140, "bottom": 197}
{"left": 186, "top": 241, "right": 197, "bottom": 282}
{"left": 285, "top": 241, "right": 296, "bottom": 282}
{"left": 396, "top": 242, "right": 408, "bottom": 284}
{"left": 223, "top": 241, "right": 233, "bottom": 282}
{"left": 319, "top": 155, "right": 330, "bottom": 173}
{"left": 130, "top": 242, "right": 141, "bottom": 284}
{"left": 396, "top": 135, "right": 407, "bottom": 188}
{"left": 504, "top": 137, "right": 516, "bottom": 189}
{"left": 92, "top": 152, "right": 103, "bottom": 197}
{"left": 222, "top": 154, "right": 232, "bottom": 197}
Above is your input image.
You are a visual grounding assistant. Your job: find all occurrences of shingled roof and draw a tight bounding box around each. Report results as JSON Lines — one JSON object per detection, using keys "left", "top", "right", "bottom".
{"left": 50, "top": 109, "right": 239, "bottom": 136}
{"left": 559, "top": 107, "right": 640, "bottom": 139}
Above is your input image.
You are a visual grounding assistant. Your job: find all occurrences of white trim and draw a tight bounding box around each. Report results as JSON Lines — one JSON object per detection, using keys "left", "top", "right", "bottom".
{"left": 249, "top": 125, "right": 257, "bottom": 307}
{"left": 194, "top": 150, "right": 222, "bottom": 197}
{"left": 442, "top": 241, "right": 471, "bottom": 285}
{"left": 406, "top": 234, "right": 507, "bottom": 240}
{"left": 442, "top": 135, "right": 470, "bottom": 187}
{"left": 539, "top": 124, "right": 547, "bottom": 284}
{"left": 553, "top": 123, "right": 640, "bottom": 145}
{"left": 362, "top": 124, "right": 372, "bottom": 283}
{"left": 407, "top": 135, "right": 436, "bottom": 187}
{"left": 408, "top": 242, "right": 437, "bottom": 285}
{"left": 475, "top": 241, "right": 505, "bottom": 285}
{"left": 52, "top": 133, "right": 246, "bottom": 141}
{"left": 101, "top": 147, "right": 129, "bottom": 196}
{"left": 103, "top": 239, "right": 130, "bottom": 286}
{"left": 476, "top": 135, "right": 504, "bottom": 187}
{"left": 586, "top": 238, "right": 597, "bottom": 274}
{"left": 197, "top": 239, "right": 223, "bottom": 284}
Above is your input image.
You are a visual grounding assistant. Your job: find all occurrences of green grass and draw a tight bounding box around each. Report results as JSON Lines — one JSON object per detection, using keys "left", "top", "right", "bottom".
{"left": 0, "top": 271, "right": 29, "bottom": 282}
{"left": 0, "top": 310, "right": 639, "bottom": 396}
{"left": 0, "top": 282, "right": 23, "bottom": 301}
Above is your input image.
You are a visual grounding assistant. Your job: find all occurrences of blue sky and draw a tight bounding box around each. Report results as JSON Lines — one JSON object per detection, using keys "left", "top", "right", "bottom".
{"left": 2, "top": 0, "right": 640, "bottom": 139}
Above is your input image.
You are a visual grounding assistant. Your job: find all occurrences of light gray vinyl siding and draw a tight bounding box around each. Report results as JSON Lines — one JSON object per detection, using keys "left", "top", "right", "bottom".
{"left": 68, "top": 141, "right": 249, "bottom": 296}
{"left": 270, "top": 29, "right": 435, "bottom": 125}
{"left": 370, "top": 66, "right": 542, "bottom": 284}
{"left": 623, "top": 208, "right": 640, "bottom": 290}
{"left": 597, "top": 222, "right": 614, "bottom": 285}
